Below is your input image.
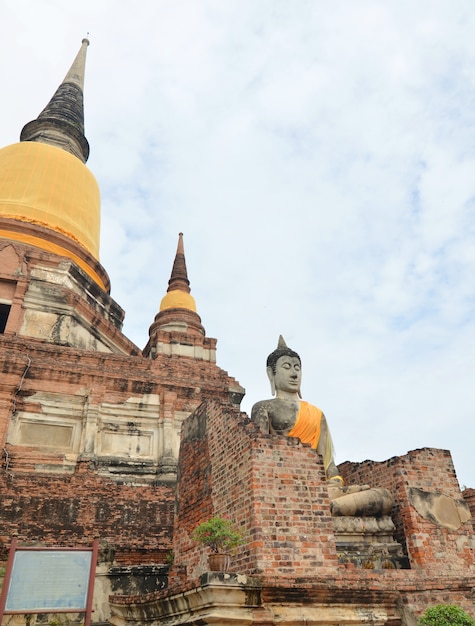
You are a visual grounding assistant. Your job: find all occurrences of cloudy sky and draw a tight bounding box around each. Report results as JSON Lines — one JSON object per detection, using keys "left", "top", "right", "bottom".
{"left": 1, "top": 1, "right": 474, "bottom": 488}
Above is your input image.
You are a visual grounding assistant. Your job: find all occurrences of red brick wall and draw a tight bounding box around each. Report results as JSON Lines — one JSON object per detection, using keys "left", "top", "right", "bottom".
{"left": 0, "top": 331, "right": 243, "bottom": 571}
{"left": 340, "top": 448, "right": 475, "bottom": 572}
{"left": 401, "top": 586, "right": 475, "bottom": 623}
{"left": 119, "top": 404, "right": 475, "bottom": 621}
{"left": 170, "top": 400, "right": 339, "bottom": 587}
{"left": 463, "top": 488, "right": 475, "bottom": 526}
{"left": 0, "top": 461, "right": 175, "bottom": 563}
{"left": 257, "top": 570, "right": 475, "bottom": 624}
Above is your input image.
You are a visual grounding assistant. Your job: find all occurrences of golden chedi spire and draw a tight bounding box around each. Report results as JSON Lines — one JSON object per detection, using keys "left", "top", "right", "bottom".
{"left": 155, "top": 233, "right": 204, "bottom": 330}
{"left": 160, "top": 232, "right": 196, "bottom": 311}
{"left": 144, "top": 234, "right": 207, "bottom": 358}
{"left": 0, "top": 39, "right": 109, "bottom": 291}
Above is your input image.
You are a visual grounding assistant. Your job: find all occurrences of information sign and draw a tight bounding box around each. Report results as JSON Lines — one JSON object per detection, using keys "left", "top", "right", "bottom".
{"left": 5, "top": 550, "right": 92, "bottom": 611}
{"left": 0, "top": 540, "right": 98, "bottom": 626}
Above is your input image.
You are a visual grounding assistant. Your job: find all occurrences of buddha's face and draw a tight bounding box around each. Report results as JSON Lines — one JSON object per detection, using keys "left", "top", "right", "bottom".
{"left": 273, "top": 355, "right": 301, "bottom": 394}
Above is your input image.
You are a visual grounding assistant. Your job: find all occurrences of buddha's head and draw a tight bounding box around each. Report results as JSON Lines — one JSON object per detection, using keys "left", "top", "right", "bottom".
{"left": 266, "top": 336, "right": 302, "bottom": 397}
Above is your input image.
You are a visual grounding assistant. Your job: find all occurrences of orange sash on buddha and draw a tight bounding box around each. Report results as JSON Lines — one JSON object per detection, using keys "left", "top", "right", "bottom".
{"left": 287, "top": 401, "right": 322, "bottom": 449}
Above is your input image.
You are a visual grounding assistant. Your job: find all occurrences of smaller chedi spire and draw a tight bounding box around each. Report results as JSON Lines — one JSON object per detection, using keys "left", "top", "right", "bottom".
{"left": 20, "top": 38, "right": 90, "bottom": 162}
{"left": 143, "top": 233, "right": 209, "bottom": 359}
{"left": 166, "top": 232, "right": 191, "bottom": 294}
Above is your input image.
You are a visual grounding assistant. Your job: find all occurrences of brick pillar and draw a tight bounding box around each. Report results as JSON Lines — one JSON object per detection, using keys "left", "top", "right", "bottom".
{"left": 245, "top": 429, "right": 339, "bottom": 577}
{"left": 170, "top": 400, "right": 338, "bottom": 587}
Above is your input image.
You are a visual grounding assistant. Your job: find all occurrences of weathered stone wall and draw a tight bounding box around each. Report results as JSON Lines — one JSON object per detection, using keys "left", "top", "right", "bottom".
{"left": 0, "top": 240, "right": 127, "bottom": 352}
{"left": 463, "top": 488, "right": 475, "bottom": 526}
{"left": 0, "top": 325, "right": 242, "bottom": 622}
{"left": 340, "top": 448, "right": 475, "bottom": 572}
{"left": 0, "top": 462, "right": 174, "bottom": 560}
{"left": 170, "top": 400, "right": 340, "bottom": 587}
{"left": 0, "top": 464, "right": 173, "bottom": 623}
{"left": 0, "top": 333, "right": 242, "bottom": 477}
{"left": 110, "top": 400, "right": 475, "bottom": 626}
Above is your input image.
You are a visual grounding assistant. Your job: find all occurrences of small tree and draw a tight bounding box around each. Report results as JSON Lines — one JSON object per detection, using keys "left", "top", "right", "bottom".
{"left": 192, "top": 515, "right": 244, "bottom": 553}
{"left": 419, "top": 604, "right": 475, "bottom": 626}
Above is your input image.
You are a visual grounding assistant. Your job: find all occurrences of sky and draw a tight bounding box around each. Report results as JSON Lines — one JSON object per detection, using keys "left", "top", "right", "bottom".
{"left": 1, "top": 0, "right": 474, "bottom": 489}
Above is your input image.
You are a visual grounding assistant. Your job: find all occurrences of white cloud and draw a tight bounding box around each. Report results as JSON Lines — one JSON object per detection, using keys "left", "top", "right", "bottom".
{"left": 1, "top": 0, "right": 474, "bottom": 488}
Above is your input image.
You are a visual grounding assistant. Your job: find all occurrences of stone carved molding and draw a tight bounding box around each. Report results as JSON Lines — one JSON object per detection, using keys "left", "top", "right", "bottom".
{"left": 333, "top": 515, "right": 396, "bottom": 537}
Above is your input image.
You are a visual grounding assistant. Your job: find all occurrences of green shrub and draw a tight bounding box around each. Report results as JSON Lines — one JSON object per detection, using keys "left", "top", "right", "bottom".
{"left": 419, "top": 604, "right": 475, "bottom": 626}
{"left": 192, "top": 515, "right": 244, "bottom": 553}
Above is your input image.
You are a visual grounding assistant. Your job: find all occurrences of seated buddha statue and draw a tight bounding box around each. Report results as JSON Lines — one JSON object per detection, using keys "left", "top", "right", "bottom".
{"left": 251, "top": 336, "right": 393, "bottom": 517}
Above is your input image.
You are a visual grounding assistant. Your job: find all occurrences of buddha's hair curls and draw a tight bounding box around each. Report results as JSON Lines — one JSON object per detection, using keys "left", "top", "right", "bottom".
{"left": 266, "top": 347, "right": 301, "bottom": 373}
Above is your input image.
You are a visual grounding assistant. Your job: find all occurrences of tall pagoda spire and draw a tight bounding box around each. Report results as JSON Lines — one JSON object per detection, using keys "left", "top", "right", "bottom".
{"left": 144, "top": 234, "right": 212, "bottom": 359}
{"left": 154, "top": 233, "right": 202, "bottom": 324}
{"left": 0, "top": 38, "right": 107, "bottom": 290}
{"left": 20, "top": 38, "right": 90, "bottom": 162}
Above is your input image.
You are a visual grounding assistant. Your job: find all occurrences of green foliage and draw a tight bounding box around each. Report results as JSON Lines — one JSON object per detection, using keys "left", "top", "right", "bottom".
{"left": 166, "top": 550, "right": 174, "bottom": 565}
{"left": 192, "top": 515, "right": 245, "bottom": 553}
{"left": 419, "top": 604, "right": 475, "bottom": 626}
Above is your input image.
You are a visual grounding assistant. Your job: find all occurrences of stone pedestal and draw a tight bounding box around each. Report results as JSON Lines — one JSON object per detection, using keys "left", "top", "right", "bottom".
{"left": 333, "top": 516, "right": 407, "bottom": 570}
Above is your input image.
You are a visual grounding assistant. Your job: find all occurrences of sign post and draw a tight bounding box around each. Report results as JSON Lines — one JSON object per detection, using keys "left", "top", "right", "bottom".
{"left": 0, "top": 540, "right": 99, "bottom": 626}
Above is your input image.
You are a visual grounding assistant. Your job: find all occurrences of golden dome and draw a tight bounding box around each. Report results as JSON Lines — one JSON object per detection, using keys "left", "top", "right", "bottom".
{"left": 0, "top": 142, "right": 100, "bottom": 258}
{"left": 159, "top": 289, "right": 197, "bottom": 312}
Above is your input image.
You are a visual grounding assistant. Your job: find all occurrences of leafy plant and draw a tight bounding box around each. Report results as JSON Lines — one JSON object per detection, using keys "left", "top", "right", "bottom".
{"left": 192, "top": 515, "right": 245, "bottom": 553}
{"left": 419, "top": 604, "right": 475, "bottom": 626}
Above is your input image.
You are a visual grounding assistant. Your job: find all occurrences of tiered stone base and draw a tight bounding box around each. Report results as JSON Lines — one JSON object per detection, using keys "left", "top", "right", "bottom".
{"left": 333, "top": 516, "right": 408, "bottom": 570}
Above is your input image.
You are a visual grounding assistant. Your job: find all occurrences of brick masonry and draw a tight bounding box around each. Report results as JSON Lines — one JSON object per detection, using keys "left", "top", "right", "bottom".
{"left": 464, "top": 488, "right": 475, "bottom": 523}
{"left": 1, "top": 243, "right": 474, "bottom": 624}
{"left": 136, "top": 399, "right": 475, "bottom": 625}
{"left": 340, "top": 448, "right": 475, "bottom": 571}
{"left": 0, "top": 462, "right": 174, "bottom": 562}
{"left": 0, "top": 261, "right": 243, "bottom": 622}
{"left": 170, "top": 400, "right": 340, "bottom": 588}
